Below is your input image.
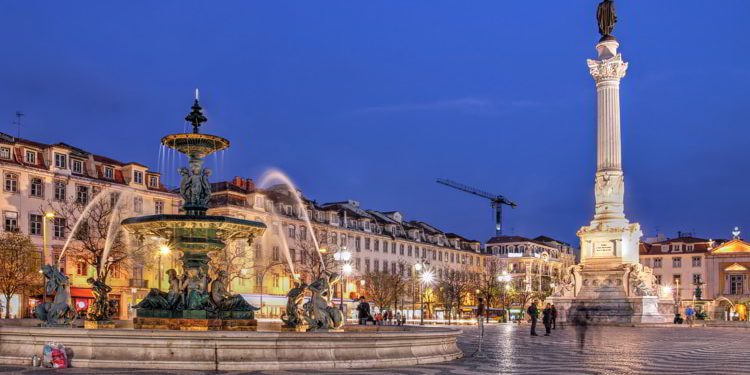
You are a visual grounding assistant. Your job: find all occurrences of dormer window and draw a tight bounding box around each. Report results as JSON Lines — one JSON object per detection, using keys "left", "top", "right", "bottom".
{"left": 148, "top": 175, "right": 158, "bottom": 188}
{"left": 25, "top": 150, "right": 36, "bottom": 164}
{"left": 54, "top": 153, "right": 67, "bottom": 169}
{"left": 0, "top": 147, "right": 10, "bottom": 159}
{"left": 72, "top": 159, "right": 83, "bottom": 174}
{"left": 133, "top": 171, "right": 144, "bottom": 184}
{"left": 104, "top": 166, "right": 114, "bottom": 180}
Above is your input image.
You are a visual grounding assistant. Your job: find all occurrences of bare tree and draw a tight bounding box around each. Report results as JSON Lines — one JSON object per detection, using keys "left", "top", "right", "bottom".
{"left": 0, "top": 232, "right": 41, "bottom": 319}
{"left": 362, "top": 271, "right": 396, "bottom": 312}
{"left": 477, "top": 257, "right": 502, "bottom": 322}
{"left": 436, "top": 269, "right": 471, "bottom": 324}
{"left": 210, "top": 239, "right": 255, "bottom": 292}
{"left": 44, "top": 191, "right": 151, "bottom": 284}
{"left": 289, "top": 231, "right": 335, "bottom": 282}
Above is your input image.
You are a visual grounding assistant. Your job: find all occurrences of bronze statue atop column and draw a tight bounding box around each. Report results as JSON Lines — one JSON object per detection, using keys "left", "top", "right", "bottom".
{"left": 597, "top": 0, "right": 617, "bottom": 40}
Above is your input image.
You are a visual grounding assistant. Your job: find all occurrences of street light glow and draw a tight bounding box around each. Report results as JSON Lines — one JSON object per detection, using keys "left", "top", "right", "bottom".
{"left": 159, "top": 245, "right": 171, "bottom": 255}
{"left": 414, "top": 262, "right": 423, "bottom": 272}
{"left": 342, "top": 263, "right": 353, "bottom": 275}
{"left": 421, "top": 270, "right": 434, "bottom": 284}
{"left": 44, "top": 212, "right": 55, "bottom": 219}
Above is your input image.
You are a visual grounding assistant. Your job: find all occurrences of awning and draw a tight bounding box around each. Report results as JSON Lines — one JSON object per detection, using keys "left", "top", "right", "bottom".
{"left": 70, "top": 287, "right": 94, "bottom": 298}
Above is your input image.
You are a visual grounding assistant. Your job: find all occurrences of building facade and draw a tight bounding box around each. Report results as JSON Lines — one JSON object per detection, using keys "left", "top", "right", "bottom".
{"left": 639, "top": 234, "right": 712, "bottom": 301}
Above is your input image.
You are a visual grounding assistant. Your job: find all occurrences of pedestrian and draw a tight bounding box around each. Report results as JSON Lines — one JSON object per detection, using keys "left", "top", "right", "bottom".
{"left": 401, "top": 312, "right": 406, "bottom": 326}
{"left": 386, "top": 310, "right": 392, "bottom": 325}
{"left": 551, "top": 303, "right": 558, "bottom": 329}
{"left": 395, "top": 311, "right": 402, "bottom": 326}
{"left": 375, "top": 312, "right": 383, "bottom": 326}
{"left": 542, "top": 303, "right": 553, "bottom": 336}
{"left": 573, "top": 308, "right": 590, "bottom": 353}
{"left": 685, "top": 305, "right": 695, "bottom": 328}
{"left": 527, "top": 302, "right": 539, "bottom": 336}
{"left": 476, "top": 297, "right": 486, "bottom": 338}
{"left": 356, "top": 296, "right": 370, "bottom": 325}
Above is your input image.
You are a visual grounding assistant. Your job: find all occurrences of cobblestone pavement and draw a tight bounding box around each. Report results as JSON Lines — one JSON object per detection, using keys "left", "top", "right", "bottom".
{"left": 2, "top": 324, "right": 748, "bottom": 374}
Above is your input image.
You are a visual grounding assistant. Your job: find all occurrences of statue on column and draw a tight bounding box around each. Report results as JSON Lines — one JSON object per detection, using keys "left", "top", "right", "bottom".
{"left": 597, "top": 0, "right": 617, "bottom": 39}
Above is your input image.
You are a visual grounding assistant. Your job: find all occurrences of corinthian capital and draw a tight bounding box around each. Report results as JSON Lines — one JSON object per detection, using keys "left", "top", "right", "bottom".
{"left": 587, "top": 54, "right": 628, "bottom": 82}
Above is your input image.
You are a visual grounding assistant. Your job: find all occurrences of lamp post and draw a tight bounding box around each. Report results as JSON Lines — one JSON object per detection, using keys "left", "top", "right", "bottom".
{"left": 333, "top": 247, "right": 351, "bottom": 311}
{"left": 41, "top": 212, "right": 55, "bottom": 305}
{"left": 158, "top": 245, "right": 171, "bottom": 290}
{"left": 414, "top": 261, "right": 432, "bottom": 325}
{"left": 497, "top": 270, "right": 512, "bottom": 322}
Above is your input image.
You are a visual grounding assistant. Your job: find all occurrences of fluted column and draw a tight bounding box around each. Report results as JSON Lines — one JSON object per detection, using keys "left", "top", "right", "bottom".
{"left": 587, "top": 39, "right": 628, "bottom": 225}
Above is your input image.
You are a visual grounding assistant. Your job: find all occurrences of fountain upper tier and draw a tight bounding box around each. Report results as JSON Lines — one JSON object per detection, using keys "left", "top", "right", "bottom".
{"left": 162, "top": 133, "right": 229, "bottom": 159}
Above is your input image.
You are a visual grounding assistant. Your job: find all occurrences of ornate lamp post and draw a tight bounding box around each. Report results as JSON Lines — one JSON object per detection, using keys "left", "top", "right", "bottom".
{"left": 333, "top": 247, "right": 351, "bottom": 311}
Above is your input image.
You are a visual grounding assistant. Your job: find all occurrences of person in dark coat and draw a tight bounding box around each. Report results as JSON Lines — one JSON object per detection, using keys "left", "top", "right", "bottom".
{"left": 356, "top": 296, "right": 371, "bottom": 325}
{"left": 527, "top": 302, "right": 539, "bottom": 336}
{"left": 542, "top": 303, "right": 553, "bottom": 336}
{"left": 551, "top": 304, "right": 558, "bottom": 329}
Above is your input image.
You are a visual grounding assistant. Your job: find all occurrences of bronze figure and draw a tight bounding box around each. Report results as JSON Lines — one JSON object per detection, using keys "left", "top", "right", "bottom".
{"left": 596, "top": 0, "right": 617, "bottom": 39}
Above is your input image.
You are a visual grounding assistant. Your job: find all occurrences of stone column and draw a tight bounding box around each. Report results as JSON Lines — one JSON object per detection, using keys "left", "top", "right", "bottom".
{"left": 588, "top": 39, "right": 629, "bottom": 226}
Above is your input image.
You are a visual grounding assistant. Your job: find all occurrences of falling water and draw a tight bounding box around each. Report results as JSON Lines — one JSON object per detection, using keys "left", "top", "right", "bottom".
{"left": 268, "top": 204, "right": 296, "bottom": 276}
{"left": 98, "top": 191, "right": 130, "bottom": 279}
{"left": 57, "top": 190, "right": 113, "bottom": 263}
{"left": 257, "top": 168, "right": 324, "bottom": 271}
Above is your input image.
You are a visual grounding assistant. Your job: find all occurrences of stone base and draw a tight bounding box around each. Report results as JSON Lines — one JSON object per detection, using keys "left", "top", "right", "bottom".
{"left": 84, "top": 321, "right": 116, "bottom": 329}
{"left": 549, "top": 296, "right": 672, "bottom": 324}
{"left": 280, "top": 325, "right": 308, "bottom": 332}
{"left": 134, "top": 317, "right": 257, "bottom": 331}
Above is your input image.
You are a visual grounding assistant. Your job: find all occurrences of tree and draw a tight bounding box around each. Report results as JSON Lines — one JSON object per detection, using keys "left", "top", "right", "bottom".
{"left": 477, "top": 257, "right": 502, "bottom": 322}
{"left": 362, "top": 271, "right": 396, "bottom": 312}
{"left": 289, "top": 231, "right": 335, "bottom": 282}
{"left": 210, "top": 239, "right": 255, "bottom": 292}
{"left": 436, "top": 269, "right": 471, "bottom": 324}
{"left": 0, "top": 232, "right": 41, "bottom": 319}
{"left": 45, "top": 191, "right": 151, "bottom": 284}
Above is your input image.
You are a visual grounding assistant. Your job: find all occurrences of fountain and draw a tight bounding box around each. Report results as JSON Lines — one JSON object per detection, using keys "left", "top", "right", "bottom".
{"left": 0, "top": 95, "right": 462, "bottom": 370}
{"left": 121, "top": 97, "right": 266, "bottom": 331}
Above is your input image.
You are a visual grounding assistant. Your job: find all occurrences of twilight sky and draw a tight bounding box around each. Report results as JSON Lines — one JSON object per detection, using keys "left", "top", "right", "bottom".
{"left": 1, "top": 1, "right": 748, "bottom": 246}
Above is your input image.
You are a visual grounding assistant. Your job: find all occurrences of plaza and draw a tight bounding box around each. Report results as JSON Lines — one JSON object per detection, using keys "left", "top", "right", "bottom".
{"left": 2, "top": 324, "right": 749, "bottom": 374}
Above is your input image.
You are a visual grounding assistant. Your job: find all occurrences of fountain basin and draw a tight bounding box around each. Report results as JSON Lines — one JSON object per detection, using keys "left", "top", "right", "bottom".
{"left": 0, "top": 325, "right": 462, "bottom": 371}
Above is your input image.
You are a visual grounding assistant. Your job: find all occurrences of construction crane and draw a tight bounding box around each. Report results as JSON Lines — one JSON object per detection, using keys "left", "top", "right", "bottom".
{"left": 436, "top": 178, "right": 517, "bottom": 237}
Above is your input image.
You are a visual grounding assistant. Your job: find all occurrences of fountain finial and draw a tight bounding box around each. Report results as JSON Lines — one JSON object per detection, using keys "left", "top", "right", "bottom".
{"left": 185, "top": 93, "right": 207, "bottom": 134}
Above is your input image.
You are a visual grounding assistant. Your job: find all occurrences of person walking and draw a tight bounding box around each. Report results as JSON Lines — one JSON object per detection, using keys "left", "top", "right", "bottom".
{"left": 542, "top": 303, "right": 553, "bottom": 336}
{"left": 395, "top": 311, "right": 402, "bottom": 326}
{"left": 356, "top": 296, "right": 370, "bottom": 325}
{"left": 685, "top": 305, "right": 695, "bottom": 327}
{"left": 551, "top": 304, "right": 558, "bottom": 329}
{"left": 527, "top": 302, "right": 539, "bottom": 336}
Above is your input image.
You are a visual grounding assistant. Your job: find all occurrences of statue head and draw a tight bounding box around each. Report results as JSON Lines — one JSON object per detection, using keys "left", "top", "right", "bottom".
{"left": 166, "top": 269, "right": 177, "bottom": 279}
{"left": 86, "top": 277, "right": 95, "bottom": 285}
{"left": 189, "top": 159, "right": 202, "bottom": 175}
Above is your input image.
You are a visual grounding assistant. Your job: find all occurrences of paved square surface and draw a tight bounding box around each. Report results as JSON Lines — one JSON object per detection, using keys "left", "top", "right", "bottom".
{"left": 2, "top": 324, "right": 747, "bottom": 374}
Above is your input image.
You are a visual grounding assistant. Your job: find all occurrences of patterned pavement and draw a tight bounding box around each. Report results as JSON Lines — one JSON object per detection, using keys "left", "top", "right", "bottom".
{"left": 2, "top": 324, "right": 748, "bottom": 374}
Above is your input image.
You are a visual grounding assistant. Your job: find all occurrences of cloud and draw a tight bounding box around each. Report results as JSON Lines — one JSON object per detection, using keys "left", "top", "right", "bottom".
{"left": 353, "top": 97, "right": 539, "bottom": 116}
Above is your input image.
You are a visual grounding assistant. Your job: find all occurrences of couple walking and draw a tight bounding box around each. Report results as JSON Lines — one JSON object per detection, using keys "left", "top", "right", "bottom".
{"left": 527, "top": 302, "right": 557, "bottom": 336}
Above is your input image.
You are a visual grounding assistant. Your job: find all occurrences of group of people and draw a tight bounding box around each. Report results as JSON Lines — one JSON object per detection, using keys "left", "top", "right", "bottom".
{"left": 527, "top": 302, "right": 558, "bottom": 336}
{"left": 356, "top": 296, "right": 407, "bottom": 326}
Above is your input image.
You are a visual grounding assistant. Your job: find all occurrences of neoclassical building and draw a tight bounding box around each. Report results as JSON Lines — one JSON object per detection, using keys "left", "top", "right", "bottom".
{"left": 484, "top": 235, "right": 577, "bottom": 293}
{"left": 0, "top": 132, "right": 180, "bottom": 319}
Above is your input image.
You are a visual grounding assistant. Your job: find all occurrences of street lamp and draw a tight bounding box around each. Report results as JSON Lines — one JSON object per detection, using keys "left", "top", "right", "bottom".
{"left": 158, "top": 245, "right": 171, "bottom": 290}
{"left": 41, "top": 212, "right": 55, "bottom": 305}
{"left": 333, "top": 247, "right": 351, "bottom": 311}
{"left": 414, "top": 261, "right": 432, "bottom": 325}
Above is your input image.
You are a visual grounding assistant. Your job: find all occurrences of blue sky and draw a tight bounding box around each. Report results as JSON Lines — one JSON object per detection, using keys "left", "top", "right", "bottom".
{"left": 1, "top": 1, "right": 748, "bottom": 245}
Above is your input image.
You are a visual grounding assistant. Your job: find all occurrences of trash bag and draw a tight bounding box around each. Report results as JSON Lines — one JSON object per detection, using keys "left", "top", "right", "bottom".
{"left": 42, "top": 343, "right": 68, "bottom": 369}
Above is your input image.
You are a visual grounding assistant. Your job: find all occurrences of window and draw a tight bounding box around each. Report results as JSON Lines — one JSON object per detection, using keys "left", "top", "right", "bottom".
{"left": 653, "top": 258, "right": 662, "bottom": 268}
{"left": 0, "top": 147, "right": 10, "bottom": 159}
{"left": 54, "top": 153, "right": 67, "bottom": 169}
{"left": 30, "top": 177, "right": 43, "bottom": 197}
{"left": 374, "top": 260, "right": 379, "bottom": 271}
{"left": 133, "top": 197, "right": 143, "bottom": 213}
{"left": 300, "top": 226, "right": 306, "bottom": 240}
{"left": 399, "top": 244, "right": 404, "bottom": 255}
{"left": 154, "top": 200, "right": 164, "bottom": 214}
{"left": 4, "top": 212, "right": 18, "bottom": 232}
{"left": 365, "top": 259, "right": 370, "bottom": 273}
{"left": 672, "top": 244, "right": 682, "bottom": 252}
{"left": 355, "top": 237, "right": 361, "bottom": 251}
{"left": 272, "top": 274, "right": 280, "bottom": 288}
{"left": 686, "top": 244, "right": 694, "bottom": 252}
{"left": 72, "top": 159, "right": 83, "bottom": 174}
{"left": 365, "top": 238, "right": 371, "bottom": 250}
{"left": 692, "top": 274, "right": 702, "bottom": 285}
{"left": 104, "top": 167, "right": 114, "bottom": 180}
{"left": 76, "top": 262, "right": 87, "bottom": 276}
{"left": 4, "top": 173, "right": 18, "bottom": 192}
{"left": 54, "top": 181, "right": 66, "bottom": 201}
{"left": 148, "top": 175, "right": 158, "bottom": 188}
{"left": 272, "top": 246, "right": 280, "bottom": 261}
{"left": 374, "top": 240, "right": 380, "bottom": 252}
{"left": 53, "top": 217, "right": 66, "bottom": 238}
{"left": 655, "top": 275, "right": 662, "bottom": 285}
{"left": 672, "top": 257, "right": 682, "bottom": 268}
{"left": 673, "top": 274, "right": 681, "bottom": 286}
{"left": 730, "top": 275, "right": 743, "bottom": 295}
{"left": 76, "top": 185, "right": 89, "bottom": 204}
{"left": 391, "top": 242, "right": 396, "bottom": 254}
{"left": 133, "top": 171, "right": 144, "bottom": 184}
{"left": 29, "top": 214, "right": 42, "bottom": 235}
{"left": 408, "top": 245, "right": 412, "bottom": 257}
{"left": 340, "top": 234, "right": 347, "bottom": 247}
{"left": 355, "top": 258, "right": 361, "bottom": 271}
{"left": 692, "top": 256, "right": 701, "bottom": 267}
{"left": 25, "top": 150, "right": 36, "bottom": 164}
{"left": 287, "top": 225, "right": 296, "bottom": 238}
